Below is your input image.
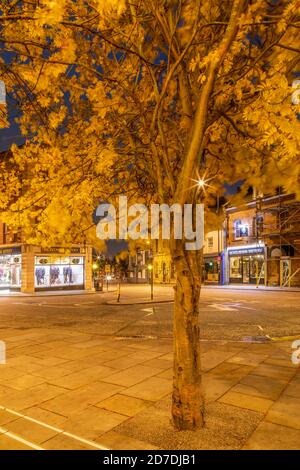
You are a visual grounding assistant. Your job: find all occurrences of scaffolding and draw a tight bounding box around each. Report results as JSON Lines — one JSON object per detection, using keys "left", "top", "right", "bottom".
{"left": 225, "top": 194, "right": 300, "bottom": 287}
{"left": 256, "top": 195, "right": 300, "bottom": 287}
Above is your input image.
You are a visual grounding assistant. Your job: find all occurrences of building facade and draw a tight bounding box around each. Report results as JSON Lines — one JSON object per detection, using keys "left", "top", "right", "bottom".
{"left": 151, "top": 231, "right": 224, "bottom": 285}
{"left": 128, "top": 248, "right": 152, "bottom": 283}
{"left": 152, "top": 239, "right": 175, "bottom": 284}
{"left": 224, "top": 194, "right": 300, "bottom": 287}
{"left": 0, "top": 223, "right": 93, "bottom": 293}
{"left": 202, "top": 230, "right": 224, "bottom": 284}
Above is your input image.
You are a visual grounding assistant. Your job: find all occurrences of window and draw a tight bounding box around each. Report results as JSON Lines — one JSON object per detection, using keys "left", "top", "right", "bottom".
{"left": 229, "top": 257, "right": 242, "bottom": 279}
{"left": 234, "top": 220, "right": 249, "bottom": 239}
{"left": 35, "top": 256, "right": 84, "bottom": 288}
{"left": 0, "top": 255, "right": 22, "bottom": 288}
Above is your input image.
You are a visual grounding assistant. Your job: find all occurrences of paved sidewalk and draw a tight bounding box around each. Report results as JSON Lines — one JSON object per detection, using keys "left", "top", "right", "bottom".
{"left": 0, "top": 326, "right": 299, "bottom": 449}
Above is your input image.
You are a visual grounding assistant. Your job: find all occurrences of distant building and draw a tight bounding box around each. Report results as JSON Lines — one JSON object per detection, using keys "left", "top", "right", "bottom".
{"left": 203, "top": 230, "right": 224, "bottom": 284}
{"left": 224, "top": 193, "right": 300, "bottom": 287}
{"left": 152, "top": 240, "right": 175, "bottom": 284}
{"left": 128, "top": 247, "right": 152, "bottom": 283}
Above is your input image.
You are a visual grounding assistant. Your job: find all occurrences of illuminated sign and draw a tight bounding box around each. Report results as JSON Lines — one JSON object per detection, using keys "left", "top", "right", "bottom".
{"left": 228, "top": 247, "right": 264, "bottom": 256}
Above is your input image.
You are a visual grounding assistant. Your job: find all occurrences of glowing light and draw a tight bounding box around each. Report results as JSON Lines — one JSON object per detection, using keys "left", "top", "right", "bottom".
{"left": 147, "top": 264, "right": 153, "bottom": 271}
{"left": 189, "top": 172, "right": 215, "bottom": 192}
{"left": 92, "top": 263, "right": 98, "bottom": 270}
{"left": 197, "top": 178, "right": 206, "bottom": 188}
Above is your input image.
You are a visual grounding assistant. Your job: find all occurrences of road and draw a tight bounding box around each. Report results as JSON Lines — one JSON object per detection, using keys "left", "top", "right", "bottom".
{"left": 0, "top": 286, "right": 299, "bottom": 342}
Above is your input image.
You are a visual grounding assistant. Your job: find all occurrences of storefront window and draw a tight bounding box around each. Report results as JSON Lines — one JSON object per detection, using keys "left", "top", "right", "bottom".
{"left": 229, "top": 253, "right": 264, "bottom": 284}
{"left": 0, "top": 255, "right": 22, "bottom": 288}
{"left": 230, "top": 257, "right": 242, "bottom": 279}
{"left": 35, "top": 256, "right": 84, "bottom": 289}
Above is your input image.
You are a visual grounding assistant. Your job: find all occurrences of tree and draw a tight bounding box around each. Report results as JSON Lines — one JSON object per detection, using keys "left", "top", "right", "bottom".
{"left": 0, "top": 0, "right": 299, "bottom": 430}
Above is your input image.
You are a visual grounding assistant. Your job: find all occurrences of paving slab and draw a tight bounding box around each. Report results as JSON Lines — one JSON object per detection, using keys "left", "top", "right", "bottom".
{"left": 0, "top": 409, "right": 20, "bottom": 426}
{"left": 4, "top": 417, "right": 59, "bottom": 444}
{"left": 2, "top": 374, "right": 46, "bottom": 391}
{"left": 266, "top": 395, "right": 300, "bottom": 429}
{"left": 231, "top": 374, "right": 287, "bottom": 401}
{"left": 248, "top": 363, "right": 297, "bottom": 381}
{"left": 42, "top": 433, "right": 96, "bottom": 450}
{"left": 98, "top": 430, "right": 158, "bottom": 450}
{"left": 49, "top": 365, "right": 115, "bottom": 390}
{"left": 97, "top": 394, "right": 152, "bottom": 417}
{"left": 22, "top": 406, "right": 67, "bottom": 428}
{"left": 219, "top": 391, "right": 274, "bottom": 413}
{"left": 40, "top": 381, "right": 125, "bottom": 417}
{"left": 0, "top": 433, "right": 33, "bottom": 450}
{"left": 243, "top": 421, "right": 300, "bottom": 450}
{"left": 227, "top": 352, "right": 268, "bottom": 367}
{"left": 0, "top": 383, "right": 67, "bottom": 411}
{"left": 63, "top": 406, "right": 129, "bottom": 437}
{"left": 101, "top": 365, "right": 162, "bottom": 388}
{"left": 121, "top": 377, "right": 172, "bottom": 402}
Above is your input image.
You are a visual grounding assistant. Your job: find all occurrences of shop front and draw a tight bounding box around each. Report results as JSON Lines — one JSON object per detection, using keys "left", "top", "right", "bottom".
{"left": 35, "top": 254, "right": 84, "bottom": 291}
{"left": 0, "top": 247, "right": 22, "bottom": 291}
{"left": 203, "top": 255, "right": 221, "bottom": 284}
{"left": 228, "top": 246, "right": 265, "bottom": 284}
{"left": 0, "top": 244, "right": 93, "bottom": 293}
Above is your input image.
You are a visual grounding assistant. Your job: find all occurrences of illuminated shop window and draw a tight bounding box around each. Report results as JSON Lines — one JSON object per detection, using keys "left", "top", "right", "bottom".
{"left": 35, "top": 256, "right": 84, "bottom": 288}
{"left": 0, "top": 255, "right": 22, "bottom": 288}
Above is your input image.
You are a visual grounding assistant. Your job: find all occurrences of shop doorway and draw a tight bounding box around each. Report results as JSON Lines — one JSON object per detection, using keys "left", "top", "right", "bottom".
{"left": 242, "top": 257, "right": 250, "bottom": 283}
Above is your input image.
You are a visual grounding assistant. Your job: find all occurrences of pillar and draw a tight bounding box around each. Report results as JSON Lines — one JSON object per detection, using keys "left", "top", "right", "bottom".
{"left": 21, "top": 246, "right": 35, "bottom": 293}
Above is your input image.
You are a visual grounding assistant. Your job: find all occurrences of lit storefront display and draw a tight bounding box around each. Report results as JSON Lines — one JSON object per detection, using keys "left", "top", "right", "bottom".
{"left": 0, "top": 247, "right": 22, "bottom": 290}
{"left": 35, "top": 256, "right": 84, "bottom": 290}
{"left": 0, "top": 243, "right": 92, "bottom": 293}
{"left": 228, "top": 246, "right": 265, "bottom": 284}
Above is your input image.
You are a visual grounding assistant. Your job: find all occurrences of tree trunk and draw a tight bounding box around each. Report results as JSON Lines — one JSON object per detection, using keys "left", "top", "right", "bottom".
{"left": 171, "top": 240, "right": 204, "bottom": 430}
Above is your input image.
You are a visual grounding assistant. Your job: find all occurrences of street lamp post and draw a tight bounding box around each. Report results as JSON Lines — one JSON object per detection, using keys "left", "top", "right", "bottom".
{"left": 147, "top": 264, "right": 153, "bottom": 300}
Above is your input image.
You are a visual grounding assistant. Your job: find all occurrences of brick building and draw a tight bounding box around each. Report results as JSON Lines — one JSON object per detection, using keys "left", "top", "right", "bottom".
{"left": 224, "top": 194, "right": 300, "bottom": 287}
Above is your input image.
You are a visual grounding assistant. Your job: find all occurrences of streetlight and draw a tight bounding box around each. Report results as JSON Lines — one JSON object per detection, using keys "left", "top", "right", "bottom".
{"left": 147, "top": 264, "right": 153, "bottom": 300}
{"left": 197, "top": 178, "right": 206, "bottom": 188}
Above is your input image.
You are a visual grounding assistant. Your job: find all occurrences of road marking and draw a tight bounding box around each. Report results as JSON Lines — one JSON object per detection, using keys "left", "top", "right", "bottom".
{"left": 0, "top": 425, "right": 44, "bottom": 450}
{"left": 208, "top": 303, "right": 237, "bottom": 311}
{"left": 142, "top": 308, "right": 154, "bottom": 316}
{"left": 0, "top": 405, "right": 109, "bottom": 450}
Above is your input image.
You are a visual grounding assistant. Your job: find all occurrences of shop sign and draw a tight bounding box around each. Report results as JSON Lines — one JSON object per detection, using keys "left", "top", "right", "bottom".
{"left": 0, "top": 247, "right": 21, "bottom": 255}
{"left": 228, "top": 247, "right": 264, "bottom": 256}
{"left": 40, "top": 247, "right": 81, "bottom": 254}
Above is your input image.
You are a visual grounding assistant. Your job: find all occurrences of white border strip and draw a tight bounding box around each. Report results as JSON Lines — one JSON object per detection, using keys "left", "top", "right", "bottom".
{"left": 0, "top": 425, "right": 44, "bottom": 450}
{"left": 0, "top": 406, "right": 109, "bottom": 450}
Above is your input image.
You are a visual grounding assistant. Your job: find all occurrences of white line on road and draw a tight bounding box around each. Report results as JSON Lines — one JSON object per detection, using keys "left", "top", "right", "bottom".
{"left": 208, "top": 303, "right": 237, "bottom": 311}
{"left": 0, "top": 405, "right": 109, "bottom": 450}
{"left": 0, "top": 425, "right": 44, "bottom": 450}
{"left": 142, "top": 308, "right": 154, "bottom": 316}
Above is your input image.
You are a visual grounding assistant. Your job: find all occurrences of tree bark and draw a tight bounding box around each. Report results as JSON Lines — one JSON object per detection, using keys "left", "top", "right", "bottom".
{"left": 171, "top": 240, "right": 204, "bottom": 430}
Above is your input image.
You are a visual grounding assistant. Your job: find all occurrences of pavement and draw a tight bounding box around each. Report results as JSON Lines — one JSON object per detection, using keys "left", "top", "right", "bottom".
{"left": 0, "top": 286, "right": 299, "bottom": 450}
